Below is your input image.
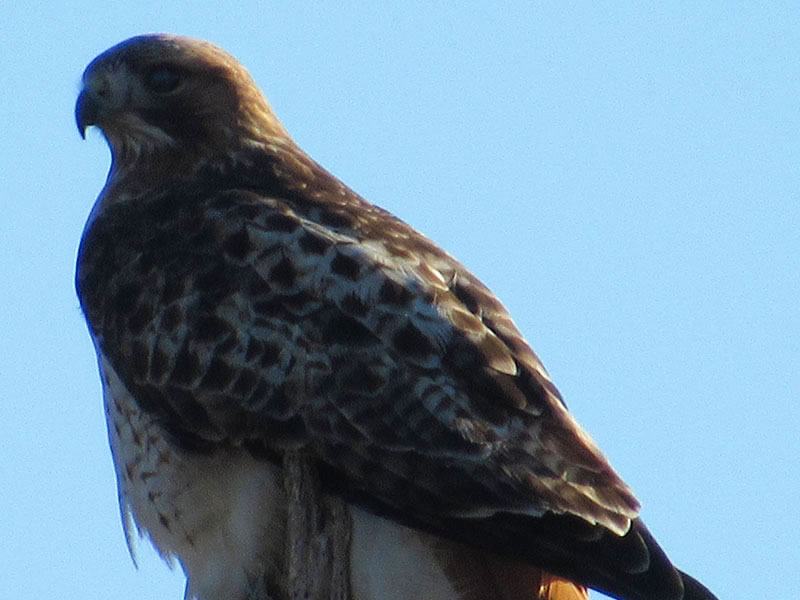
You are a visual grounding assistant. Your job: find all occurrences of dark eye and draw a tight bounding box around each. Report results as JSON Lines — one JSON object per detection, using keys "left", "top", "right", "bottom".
{"left": 144, "top": 65, "right": 183, "bottom": 94}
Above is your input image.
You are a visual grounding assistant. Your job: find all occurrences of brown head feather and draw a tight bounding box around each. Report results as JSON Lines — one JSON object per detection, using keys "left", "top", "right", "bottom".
{"left": 76, "top": 34, "right": 290, "bottom": 193}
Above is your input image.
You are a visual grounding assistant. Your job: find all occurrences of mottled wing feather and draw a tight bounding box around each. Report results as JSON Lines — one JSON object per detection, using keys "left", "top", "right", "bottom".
{"left": 77, "top": 152, "right": 646, "bottom": 595}
{"left": 79, "top": 173, "right": 635, "bottom": 525}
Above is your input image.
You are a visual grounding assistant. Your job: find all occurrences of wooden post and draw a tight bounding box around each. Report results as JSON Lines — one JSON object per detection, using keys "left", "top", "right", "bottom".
{"left": 246, "top": 451, "right": 353, "bottom": 600}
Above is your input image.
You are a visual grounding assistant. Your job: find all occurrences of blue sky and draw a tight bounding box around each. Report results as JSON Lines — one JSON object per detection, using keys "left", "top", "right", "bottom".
{"left": 2, "top": 3, "right": 797, "bottom": 599}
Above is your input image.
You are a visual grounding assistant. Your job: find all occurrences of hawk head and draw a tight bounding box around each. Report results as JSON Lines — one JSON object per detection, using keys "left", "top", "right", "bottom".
{"left": 76, "top": 34, "right": 289, "bottom": 175}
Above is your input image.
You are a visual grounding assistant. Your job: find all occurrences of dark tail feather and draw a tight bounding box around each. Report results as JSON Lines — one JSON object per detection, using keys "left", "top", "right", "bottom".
{"left": 679, "top": 570, "right": 718, "bottom": 600}
{"left": 330, "top": 485, "right": 719, "bottom": 600}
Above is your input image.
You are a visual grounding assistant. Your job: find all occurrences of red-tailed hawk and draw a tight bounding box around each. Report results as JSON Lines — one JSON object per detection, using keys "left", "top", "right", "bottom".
{"left": 75, "top": 34, "right": 717, "bottom": 600}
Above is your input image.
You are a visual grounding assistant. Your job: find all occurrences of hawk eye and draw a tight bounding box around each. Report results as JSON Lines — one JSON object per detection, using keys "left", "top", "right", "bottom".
{"left": 144, "top": 65, "right": 183, "bottom": 94}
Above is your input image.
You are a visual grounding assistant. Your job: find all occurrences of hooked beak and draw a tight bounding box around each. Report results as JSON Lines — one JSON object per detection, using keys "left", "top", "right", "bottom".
{"left": 75, "top": 88, "right": 100, "bottom": 139}
{"left": 76, "top": 69, "right": 112, "bottom": 139}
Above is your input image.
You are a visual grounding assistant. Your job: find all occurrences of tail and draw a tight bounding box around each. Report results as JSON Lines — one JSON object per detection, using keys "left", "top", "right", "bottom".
{"left": 537, "top": 571, "right": 589, "bottom": 600}
{"left": 428, "top": 513, "right": 719, "bottom": 600}
{"left": 434, "top": 542, "right": 589, "bottom": 600}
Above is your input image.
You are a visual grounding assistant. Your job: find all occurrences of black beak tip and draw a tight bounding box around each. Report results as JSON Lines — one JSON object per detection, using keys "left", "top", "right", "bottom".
{"left": 75, "top": 89, "right": 94, "bottom": 139}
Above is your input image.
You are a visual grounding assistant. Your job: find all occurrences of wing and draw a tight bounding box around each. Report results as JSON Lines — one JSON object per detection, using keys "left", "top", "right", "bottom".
{"left": 77, "top": 154, "right": 688, "bottom": 600}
